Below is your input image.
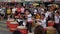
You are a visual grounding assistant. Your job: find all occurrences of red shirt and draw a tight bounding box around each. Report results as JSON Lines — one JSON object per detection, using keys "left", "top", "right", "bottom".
{"left": 17, "top": 8, "right": 21, "bottom": 13}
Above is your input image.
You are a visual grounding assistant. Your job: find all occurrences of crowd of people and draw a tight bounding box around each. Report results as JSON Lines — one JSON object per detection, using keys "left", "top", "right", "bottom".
{"left": 0, "top": 2, "right": 60, "bottom": 34}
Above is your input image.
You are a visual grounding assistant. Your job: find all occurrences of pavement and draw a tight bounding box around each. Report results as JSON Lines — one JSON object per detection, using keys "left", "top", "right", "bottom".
{"left": 0, "top": 20, "right": 34, "bottom": 34}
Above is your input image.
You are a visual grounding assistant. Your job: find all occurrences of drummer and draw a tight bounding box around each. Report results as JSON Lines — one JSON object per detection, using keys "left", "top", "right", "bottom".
{"left": 16, "top": 13, "right": 23, "bottom": 26}
{"left": 25, "top": 9, "right": 32, "bottom": 33}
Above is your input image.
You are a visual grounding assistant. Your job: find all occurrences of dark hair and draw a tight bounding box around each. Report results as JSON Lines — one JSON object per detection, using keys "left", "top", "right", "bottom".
{"left": 25, "top": 9, "right": 31, "bottom": 13}
{"left": 13, "top": 30, "right": 22, "bottom": 34}
{"left": 56, "top": 12, "right": 59, "bottom": 14}
{"left": 34, "top": 25, "right": 44, "bottom": 34}
{"left": 41, "top": 14, "right": 45, "bottom": 17}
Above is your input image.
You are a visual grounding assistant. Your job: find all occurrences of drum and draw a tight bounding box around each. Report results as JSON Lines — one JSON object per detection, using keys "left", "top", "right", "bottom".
{"left": 9, "top": 22, "right": 18, "bottom": 32}
{"left": 48, "top": 21, "right": 54, "bottom": 26}
{"left": 6, "top": 19, "right": 15, "bottom": 28}
{"left": 46, "top": 26, "right": 57, "bottom": 34}
{"left": 6, "top": 21, "right": 10, "bottom": 28}
{"left": 7, "top": 18, "right": 15, "bottom": 22}
{"left": 17, "top": 26, "right": 28, "bottom": 34}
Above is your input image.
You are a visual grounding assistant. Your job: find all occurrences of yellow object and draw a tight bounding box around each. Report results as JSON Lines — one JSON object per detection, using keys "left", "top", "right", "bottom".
{"left": 33, "top": 3, "right": 39, "bottom": 6}
{"left": 36, "top": 14, "right": 41, "bottom": 19}
{"left": 7, "top": 9, "right": 11, "bottom": 14}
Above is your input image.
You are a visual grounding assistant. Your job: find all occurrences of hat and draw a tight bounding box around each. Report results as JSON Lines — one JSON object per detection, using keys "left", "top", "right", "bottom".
{"left": 48, "top": 4, "right": 52, "bottom": 7}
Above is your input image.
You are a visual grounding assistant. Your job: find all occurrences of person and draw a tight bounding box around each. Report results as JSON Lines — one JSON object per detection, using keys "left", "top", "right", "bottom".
{"left": 17, "top": 13, "right": 23, "bottom": 26}
{"left": 35, "top": 14, "right": 46, "bottom": 34}
{"left": 12, "top": 6, "right": 17, "bottom": 18}
{"left": 17, "top": 6, "right": 21, "bottom": 14}
{"left": 54, "top": 12, "right": 60, "bottom": 34}
{"left": 25, "top": 9, "right": 32, "bottom": 33}
{"left": 40, "top": 14, "right": 46, "bottom": 29}
{"left": 0, "top": 6, "right": 5, "bottom": 20}
{"left": 34, "top": 25, "right": 44, "bottom": 34}
{"left": 20, "top": 6, "right": 25, "bottom": 14}
{"left": 6, "top": 7, "right": 11, "bottom": 19}
{"left": 35, "top": 13, "right": 41, "bottom": 19}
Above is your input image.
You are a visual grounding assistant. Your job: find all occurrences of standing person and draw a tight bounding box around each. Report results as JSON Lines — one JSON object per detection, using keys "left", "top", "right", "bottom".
{"left": 54, "top": 12, "right": 60, "bottom": 34}
{"left": 20, "top": 6, "right": 25, "bottom": 14}
{"left": 25, "top": 9, "right": 32, "bottom": 33}
{"left": 29, "top": 5, "right": 34, "bottom": 14}
{"left": 35, "top": 14, "right": 46, "bottom": 34}
{"left": 40, "top": 14, "right": 46, "bottom": 29}
{"left": 0, "top": 6, "right": 5, "bottom": 20}
{"left": 12, "top": 6, "right": 17, "bottom": 18}
{"left": 45, "top": 5, "right": 55, "bottom": 21}
{"left": 6, "top": 7, "right": 11, "bottom": 19}
{"left": 17, "top": 6, "right": 21, "bottom": 14}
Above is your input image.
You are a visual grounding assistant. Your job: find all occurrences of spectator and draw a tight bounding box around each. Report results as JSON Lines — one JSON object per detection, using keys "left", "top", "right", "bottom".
{"left": 54, "top": 12, "right": 60, "bottom": 34}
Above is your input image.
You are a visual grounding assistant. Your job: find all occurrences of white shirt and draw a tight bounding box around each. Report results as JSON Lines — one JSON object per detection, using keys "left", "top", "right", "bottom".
{"left": 45, "top": 11, "right": 51, "bottom": 18}
{"left": 17, "top": 19, "right": 23, "bottom": 22}
{"left": 0, "top": 8, "right": 5, "bottom": 14}
{"left": 55, "top": 16, "right": 60, "bottom": 24}
{"left": 27, "top": 14, "right": 32, "bottom": 21}
{"left": 12, "top": 8, "right": 17, "bottom": 14}
{"left": 34, "top": 9, "right": 37, "bottom": 14}
{"left": 40, "top": 18, "right": 46, "bottom": 28}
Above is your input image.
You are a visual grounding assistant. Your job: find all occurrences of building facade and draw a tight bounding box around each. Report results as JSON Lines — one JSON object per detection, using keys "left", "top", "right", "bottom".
{"left": 0, "top": 0, "right": 55, "bottom": 2}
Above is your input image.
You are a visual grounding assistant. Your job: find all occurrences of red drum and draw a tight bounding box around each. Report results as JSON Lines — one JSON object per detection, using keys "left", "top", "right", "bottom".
{"left": 17, "top": 26, "right": 28, "bottom": 34}
{"left": 9, "top": 22, "right": 18, "bottom": 32}
{"left": 6, "top": 21, "right": 10, "bottom": 27}
{"left": 48, "top": 21, "right": 54, "bottom": 26}
{"left": 6, "top": 19, "right": 15, "bottom": 28}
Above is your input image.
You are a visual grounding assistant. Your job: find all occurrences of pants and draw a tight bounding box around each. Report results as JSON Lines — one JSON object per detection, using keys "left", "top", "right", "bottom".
{"left": 54, "top": 23, "right": 60, "bottom": 34}
{"left": 26, "top": 22, "right": 32, "bottom": 33}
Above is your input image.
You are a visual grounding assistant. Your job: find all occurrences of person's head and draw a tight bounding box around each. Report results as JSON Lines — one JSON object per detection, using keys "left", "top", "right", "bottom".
{"left": 48, "top": 5, "right": 55, "bottom": 11}
{"left": 57, "top": 8, "right": 60, "bottom": 13}
{"left": 41, "top": 14, "right": 45, "bottom": 19}
{"left": 34, "top": 25, "right": 44, "bottom": 34}
{"left": 55, "top": 12, "right": 59, "bottom": 16}
{"left": 25, "top": 9, "right": 31, "bottom": 15}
